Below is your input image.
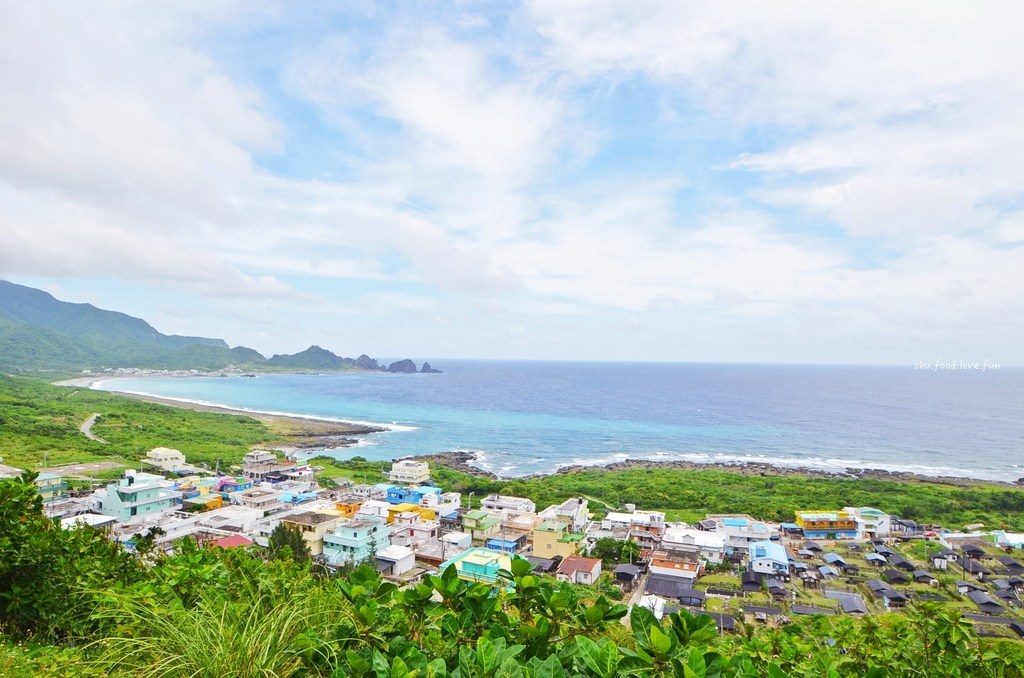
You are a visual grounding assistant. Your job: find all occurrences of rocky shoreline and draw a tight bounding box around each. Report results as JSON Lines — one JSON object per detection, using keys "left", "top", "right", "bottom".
{"left": 422, "top": 450, "right": 1021, "bottom": 488}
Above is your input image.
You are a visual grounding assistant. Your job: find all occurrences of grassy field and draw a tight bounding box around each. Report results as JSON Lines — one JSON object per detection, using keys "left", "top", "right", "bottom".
{"left": 0, "top": 374, "right": 282, "bottom": 472}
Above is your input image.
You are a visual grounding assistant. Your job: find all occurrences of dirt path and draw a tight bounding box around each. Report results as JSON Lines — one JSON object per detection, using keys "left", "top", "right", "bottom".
{"left": 79, "top": 413, "right": 110, "bottom": 444}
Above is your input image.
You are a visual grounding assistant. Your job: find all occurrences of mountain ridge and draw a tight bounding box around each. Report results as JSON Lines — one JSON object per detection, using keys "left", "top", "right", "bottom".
{"left": 0, "top": 280, "right": 438, "bottom": 374}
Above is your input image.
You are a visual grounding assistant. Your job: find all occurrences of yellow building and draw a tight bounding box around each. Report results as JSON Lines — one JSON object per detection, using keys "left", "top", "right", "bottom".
{"left": 281, "top": 510, "right": 345, "bottom": 555}
{"left": 795, "top": 510, "right": 858, "bottom": 539}
{"left": 531, "top": 520, "right": 584, "bottom": 559}
{"left": 387, "top": 502, "right": 437, "bottom": 523}
{"left": 335, "top": 498, "right": 364, "bottom": 518}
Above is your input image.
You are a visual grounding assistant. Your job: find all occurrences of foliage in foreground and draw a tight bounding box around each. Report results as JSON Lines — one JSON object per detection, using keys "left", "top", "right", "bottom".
{"left": 3, "top": 474, "right": 1024, "bottom": 677}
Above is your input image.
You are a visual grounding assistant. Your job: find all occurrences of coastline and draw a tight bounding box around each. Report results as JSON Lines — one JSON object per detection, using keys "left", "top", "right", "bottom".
{"left": 61, "top": 380, "right": 386, "bottom": 451}
{"left": 55, "top": 376, "right": 1023, "bottom": 488}
{"left": 421, "top": 450, "right": 1024, "bottom": 488}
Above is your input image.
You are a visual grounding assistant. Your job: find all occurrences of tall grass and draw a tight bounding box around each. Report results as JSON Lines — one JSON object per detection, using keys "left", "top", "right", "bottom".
{"left": 89, "top": 589, "right": 337, "bottom": 677}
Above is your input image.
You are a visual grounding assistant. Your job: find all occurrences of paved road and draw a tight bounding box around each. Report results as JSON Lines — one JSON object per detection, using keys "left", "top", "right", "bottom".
{"left": 79, "top": 413, "right": 110, "bottom": 444}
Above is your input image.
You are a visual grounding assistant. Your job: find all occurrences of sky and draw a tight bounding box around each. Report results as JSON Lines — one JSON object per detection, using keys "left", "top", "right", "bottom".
{"left": 1, "top": 1, "right": 1022, "bottom": 365}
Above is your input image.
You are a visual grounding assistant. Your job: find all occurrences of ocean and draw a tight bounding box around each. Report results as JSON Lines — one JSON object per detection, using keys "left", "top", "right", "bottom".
{"left": 92, "top": 362, "right": 1024, "bottom": 482}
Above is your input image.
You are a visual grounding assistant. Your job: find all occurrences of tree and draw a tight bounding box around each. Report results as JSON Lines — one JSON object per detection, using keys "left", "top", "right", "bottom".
{"left": 589, "top": 537, "right": 640, "bottom": 566}
{"left": 268, "top": 523, "right": 311, "bottom": 564}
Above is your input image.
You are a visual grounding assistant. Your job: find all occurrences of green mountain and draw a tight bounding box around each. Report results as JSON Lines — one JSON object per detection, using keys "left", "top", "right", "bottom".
{"left": 0, "top": 280, "right": 426, "bottom": 373}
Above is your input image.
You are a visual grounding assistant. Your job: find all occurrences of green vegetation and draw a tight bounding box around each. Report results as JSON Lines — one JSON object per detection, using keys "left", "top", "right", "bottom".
{"left": 0, "top": 374, "right": 280, "bottom": 470}
{"left": 3, "top": 472, "right": 1024, "bottom": 676}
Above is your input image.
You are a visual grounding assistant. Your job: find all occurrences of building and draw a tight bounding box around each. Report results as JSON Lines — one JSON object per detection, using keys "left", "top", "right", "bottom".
{"left": 232, "top": 486, "right": 283, "bottom": 514}
{"left": 34, "top": 472, "right": 67, "bottom": 502}
{"left": 748, "top": 541, "right": 789, "bottom": 577}
{"left": 321, "top": 516, "right": 391, "bottom": 566}
{"left": 463, "top": 510, "right": 502, "bottom": 542}
{"left": 703, "top": 515, "right": 778, "bottom": 557}
{"left": 795, "top": 510, "right": 858, "bottom": 540}
{"left": 94, "top": 474, "right": 179, "bottom": 523}
{"left": 242, "top": 450, "right": 295, "bottom": 481}
{"left": 844, "top": 507, "right": 891, "bottom": 539}
{"left": 649, "top": 550, "right": 701, "bottom": 580}
{"left": 539, "top": 498, "right": 590, "bottom": 532}
{"left": 532, "top": 520, "right": 584, "bottom": 559}
{"left": 481, "top": 494, "right": 537, "bottom": 514}
{"left": 375, "top": 544, "right": 416, "bottom": 576}
{"left": 440, "top": 547, "right": 524, "bottom": 586}
{"left": 661, "top": 526, "right": 726, "bottom": 565}
{"left": 280, "top": 511, "right": 345, "bottom": 556}
{"left": 556, "top": 556, "right": 602, "bottom": 585}
{"left": 389, "top": 460, "right": 431, "bottom": 485}
{"left": 144, "top": 447, "right": 188, "bottom": 473}
{"left": 602, "top": 510, "right": 665, "bottom": 537}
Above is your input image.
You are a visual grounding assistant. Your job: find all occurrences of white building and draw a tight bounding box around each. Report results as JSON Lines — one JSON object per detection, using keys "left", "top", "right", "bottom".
{"left": 845, "top": 507, "right": 891, "bottom": 539}
{"left": 705, "top": 515, "right": 778, "bottom": 556}
{"left": 144, "top": 447, "right": 188, "bottom": 473}
{"left": 661, "top": 526, "right": 727, "bottom": 564}
{"left": 389, "top": 460, "right": 431, "bottom": 485}
{"left": 540, "top": 498, "right": 591, "bottom": 532}
{"left": 481, "top": 494, "right": 537, "bottom": 514}
{"left": 376, "top": 544, "right": 416, "bottom": 576}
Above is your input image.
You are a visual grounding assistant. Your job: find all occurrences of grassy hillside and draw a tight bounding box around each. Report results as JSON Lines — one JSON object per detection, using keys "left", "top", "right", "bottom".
{"left": 0, "top": 375, "right": 280, "bottom": 471}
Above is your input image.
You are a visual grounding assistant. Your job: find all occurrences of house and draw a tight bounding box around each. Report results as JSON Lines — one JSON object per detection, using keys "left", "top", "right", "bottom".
{"left": 601, "top": 510, "right": 665, "bottom": 548}
{"left": 322, "top": 517, "right": 391, "bottom": 565}
{"left": 748, "top": 541, "right": 789, "bottom": 577}
{"left": 701, "top": 612, "right": 736, "bottom": 632}
{"left": 242, "top": 450, "right": 296, "bottom": 481}
{"left": 822, "top": 553, "right": 848, "bottom": 569}
{"left": 993, "top": 531, "right": 1024, "bottom": 550}
{"left": 481, "top": 494, "right": 536, "bottom": 514}
{"left": 882, "top": 590, "right": 911, "bottom": 608}
{"left": 997, "top": 556, "right": 1024, "bottom": 575}
{"left": 891, "top": 517, "right": 922, "bottom": 536}
{"left": 556, "top": 556, "right": 602, "bottom": 585}
{"left": 233, "top": 487, "right": 283, "bottom": 514}
{"left": 844, "top": 507, "right": 891, "bottom": 539}
{"left": 741, "top": 571, "right": 765, "bottom": 592}
{"left": 441, "top": 530, "right": 473, "bottom": 550}
{"left": 649, "top": 550, "right": 701, "bottom": 580}
{"left": 795, "top": 510, "right": 857, "bottom": 540}
{"left": 613, "top": 563, "right": 641, "bottom": 587}
{"left": 94, "top": 474, "right": 178, "bottom": 523}
{"left": 375, "top": 544, "right": 416, "bottom": 577}
{"left": 389, "top": 460, "right": 431, "bottom": 484}
{"left": 661, "top": 526, "right": 726, "bottom": 564}
{"left": 440, "top": 547, "right": 524, "bottom": 586}
{"left": 889, "top": 555, "right": 915, "bottom": 572}
{"left": 706, "top": 515, "right": 777, "bottom": 556}
{"left": 824, "top": 590, "right": 868, "bottom": 614}
{"left": 34, "top": 472, "right": 67, "bottom": 502}
{"left": 802, "top": 540, "right": 823, "bottom": 552}
{"left": 866, "top": 578, "right": 891, "bottom": 595}
{"left": 993, "top": 588, "right": 1021, "bottom": 608}
{"left": 209, "top": 535, "right": 253, "bottom": 549}
{"left": 744, "top": 605, "right": 783, "bottom": 622}
{"left": 818, "top": 565, "right": 840, "bottom": 580}
{"left": 765, "top": 578, "right": 787, "bottom": 600}
{"left": 526, "top": 556, "right": 558, "bottom": 574}
{"left": 464, "top": 510, "right": 502, "bottom": 542}
{"left": 885, "top": 569, "right": 910, "bottom": 585}
{"left": 960, "top": 558, "right": 990, "bottom": 578}
{"left": 538, "top": 498, "right": 589, "bottom": 532}
{"left": 866, "top": 553, "right": 887, "bottom": 566}
{"left": 956, "top": 580, "right": 985, "bottom": 595}
{"left": 144, "top": 447, "right": 188, "bottom": 473}
{"left": 532, "top": 520, "right": 583, "bottom": 558}
{"left": 913, "top": 569, "right": 937, "bottom": 585}
{"left": 967, "top": 590, "right": 1004, "bottom": 615}
{"left": 281, "top": 511, "right": 346, "bottom": 556}
{"left": 486, "top": 538, "right": 520, "bottom": 553}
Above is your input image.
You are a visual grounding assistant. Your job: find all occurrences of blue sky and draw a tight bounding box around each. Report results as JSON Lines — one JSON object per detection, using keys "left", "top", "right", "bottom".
{"left": 1, "top": 1, "right": 1022, "bottom": 365}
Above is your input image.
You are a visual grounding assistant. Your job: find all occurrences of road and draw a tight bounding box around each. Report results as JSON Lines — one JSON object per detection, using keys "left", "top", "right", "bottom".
{"left": 79, "top": 413, "right": 110, "bottom": 444}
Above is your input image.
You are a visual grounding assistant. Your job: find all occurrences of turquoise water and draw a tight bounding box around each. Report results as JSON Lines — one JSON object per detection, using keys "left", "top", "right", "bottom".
{"left": 93, "top": 361, "right": 1024, "bottom": 481}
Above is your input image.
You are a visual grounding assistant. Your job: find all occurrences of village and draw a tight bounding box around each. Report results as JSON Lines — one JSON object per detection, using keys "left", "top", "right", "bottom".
{"left": 4, "top": 451, "right": 1024, "bottom": 640}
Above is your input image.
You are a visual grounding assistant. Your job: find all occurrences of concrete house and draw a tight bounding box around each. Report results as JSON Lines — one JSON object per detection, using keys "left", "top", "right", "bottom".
{"left": 748, "top": 541, "right": 790, "bottom": 577}
{"left": 481, "top": 494, "right": 536, "bottom": 514}
{"left": 532, "top": 520, "right": 584, "bottom": 558}
{"left": 144, "top": 447, "right": 188, "bottom": 473}
{"left": 281, "top": 510, "right": 345, "bottom": 556}
{"left": 463, "top": 510, "right": 502, "bottom": 542}
{"left": 389, "top": 460, "right": 431, "bottom": 485}
{"left": 322, "top": 517, "right": 391, "bottom": 566}
{"left": 440, "top": 547, "right": 524, "bottom": 586}
{"left": 661, "top": 526, "right": 726, "bottom": 565}
{"left": 795, "top": 510, "right": 857, "bottom": 540}
{"left": 556, "top": 556, "right": 602, "bottom": 585}
{"left": 94, "top": 474, "right": 178, "bottom": 523}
